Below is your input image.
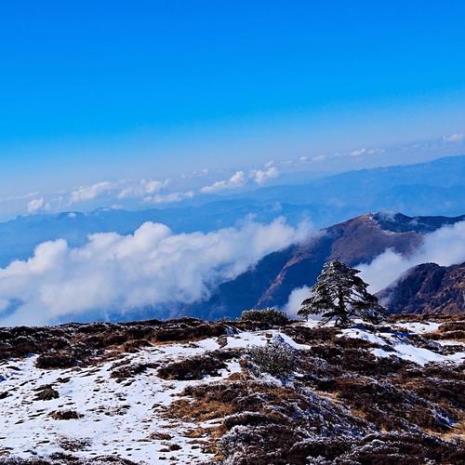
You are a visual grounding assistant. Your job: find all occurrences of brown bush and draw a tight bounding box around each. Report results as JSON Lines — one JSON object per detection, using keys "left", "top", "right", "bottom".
{"left": 247, "top": 336, "right": 296, "bottom": 378}
{"left": 158, "top": 353, "right": 227, "bottom": 380}
{"left": 154, "top": 322, "right": 226, "bottom": 342}
{"left": 34, "top": 385, "right": 59, "bottom": 401}
{"left": 36, "top": 353, "right": 78, "bottom": 369}
{"left": 431, "top": 330, "right": 465, "bottom": 341}
{"left": 240, "top": 308, "right": 289, "bottom": 326}
{"left": 283, "top": 326, "right": 338, "bottom": 344}
{"left": 333, "top": 378, "right": 454, "bottom": 432}
{"left": 110, "top": 362, "right": 159, "bottom": 383}
{"left": 437, "top": 321, "right": 465, "bottom": 332}
{"left": 50, "top": 410, "right": 81, "bottom": 420}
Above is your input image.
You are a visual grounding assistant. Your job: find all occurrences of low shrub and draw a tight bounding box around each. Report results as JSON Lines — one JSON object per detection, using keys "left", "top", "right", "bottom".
{"left": 247, "top": 334, "right": 296, "bottom": 378}
{"left": 50, "top": 410, "right": 81, "bottom": 420}
{"left": 34, "top": 385, "right": 59, "bottom": 401}
{"left": 110, "top": 362, "right": 159, "bottom": 383}
{"left": 158, "top": 353, "right": 227, "bottom": 380}
{"left": 36, "top": 353, "right": 78, "bottom": 369}
{"left": 240, "top": 308, "right": 289, "bottom": 326}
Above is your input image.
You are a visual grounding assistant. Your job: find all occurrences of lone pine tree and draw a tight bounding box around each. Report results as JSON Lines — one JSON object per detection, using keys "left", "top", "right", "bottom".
{"left": 298, "top": 260, "right": 385, "bottom": 327}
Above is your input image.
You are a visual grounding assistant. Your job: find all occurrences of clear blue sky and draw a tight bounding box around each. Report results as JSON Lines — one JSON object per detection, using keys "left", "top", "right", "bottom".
{"left": 1, "top": 1, "right": 465, "bottom": 196}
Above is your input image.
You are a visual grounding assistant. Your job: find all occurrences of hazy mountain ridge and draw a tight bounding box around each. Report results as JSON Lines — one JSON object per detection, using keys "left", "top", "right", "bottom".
{"left": 2, "top": 154, "right": 465, "bottom": 269}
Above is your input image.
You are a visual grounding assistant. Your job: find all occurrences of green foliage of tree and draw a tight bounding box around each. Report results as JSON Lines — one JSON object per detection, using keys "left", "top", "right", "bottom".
{"left": 298, "top": 260, "right": 385, "bottom": 327}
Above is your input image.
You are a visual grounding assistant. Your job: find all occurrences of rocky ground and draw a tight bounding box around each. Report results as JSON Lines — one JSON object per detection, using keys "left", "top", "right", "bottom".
{"left": 1, "top": 315, "right": 465, "bottom": 464}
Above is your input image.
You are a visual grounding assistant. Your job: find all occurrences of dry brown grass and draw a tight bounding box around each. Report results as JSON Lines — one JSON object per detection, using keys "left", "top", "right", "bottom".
{"left": 165, "top": 398, "right": 235, "bottom": 423}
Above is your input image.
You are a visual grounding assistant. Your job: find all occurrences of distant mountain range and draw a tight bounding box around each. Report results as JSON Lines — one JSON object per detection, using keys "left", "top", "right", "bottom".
{"left": 2, "top": 154, "right": 465, "bottom": 268}
{"left": 2, "top": 155, "right": 465, "bottom": 322}
{"left": 235, "top": 154, "right": 465, "bottom": 217}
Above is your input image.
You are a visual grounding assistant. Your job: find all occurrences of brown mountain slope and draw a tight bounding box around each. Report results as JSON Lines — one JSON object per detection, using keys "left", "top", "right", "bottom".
{"left": 187, "top": 213, "right": 465, "bottom": 319}
{"left": 256, "top": 214, "right": 422, "bottom": 307}
{"left": 379, "top": 262, "right": 465, "bottom": 315}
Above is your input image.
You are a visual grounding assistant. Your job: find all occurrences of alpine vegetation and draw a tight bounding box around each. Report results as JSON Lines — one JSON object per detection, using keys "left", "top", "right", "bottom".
{"left": 4, "top": 312, "right": 465, "bottom": 464}
{"left": 298, "top": 260, "right": 385, "bottom": 327}
{"left": 247, "top": 333, "right": 296, "bottom": 379}
{"left": 240, "top": 308, "right": 290, "bottom": 326}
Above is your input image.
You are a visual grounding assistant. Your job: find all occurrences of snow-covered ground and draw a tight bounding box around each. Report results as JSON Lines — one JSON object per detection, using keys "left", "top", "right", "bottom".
{"left": 0, "top": 329, "right": 282, "bottom": 464}
{"left": 341, "top": 321, "right": 465, "bottom": 366}
{"left": 394, "top": 321, "right": 440, "bottom": 334}
{"left": 1, "top": 319, "right": 465, "bottom": 463}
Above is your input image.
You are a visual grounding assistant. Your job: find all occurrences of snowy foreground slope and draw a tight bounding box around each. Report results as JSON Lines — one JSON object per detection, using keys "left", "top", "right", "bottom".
{"left": 1, "top": 317, "right": 465, "bottom": 464}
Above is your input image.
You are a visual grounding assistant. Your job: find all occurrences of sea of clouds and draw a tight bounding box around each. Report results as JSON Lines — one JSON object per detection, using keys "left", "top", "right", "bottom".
{"left": 0, "top": 218, "right": 311, "bottom": 326}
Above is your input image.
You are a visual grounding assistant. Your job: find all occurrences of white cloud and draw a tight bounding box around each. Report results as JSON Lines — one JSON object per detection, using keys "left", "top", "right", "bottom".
{"left": 70, "top": 181, "right": 115, "bottom": 204}
{"left": 250, "top": 165, "right": 279, "bottom": 185}
{"left": 27, "top": 197, "right": 49, "bottom": 214}
{"left": 283, "top": 285, "right": 311, "bottom": 317}
{"left": 117, "top": 179, "right": 168, "bottom": 199}
{"left": 201, "top": 163, "right": 280, "bottom": 194}
{"left": 350, "top": 148, "right": 367, "bottom": 157}
{"left": 66, "top": 178, "right": 181, "bottom": 206}
{"left": 143, "top": 191, "right": 194, "bottom": 204}
{"left": 20, "top": 177, "right": 195, "bottom": 215}
{"left": 200, "top": 170, "right": 247, "bottom": 193}
{"left": 350, "top": 147, "right": 383, "bottom": 158}
{"left": 0, "top": 218, "right": 312, "bottom": 326}
{"left": 0, "top": 192, "right": 39, "bottom": 205}
{"left": 443, "top": 133, "right": 464, "bottom": 143}
{"left": 358, "top": 221, "right": 465, "bottom": 293}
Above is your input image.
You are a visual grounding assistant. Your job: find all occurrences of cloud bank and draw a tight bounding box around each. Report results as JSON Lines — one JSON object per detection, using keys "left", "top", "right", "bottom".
{"left": 70, "top": 181, "right": 116, "bottom": 203}
{"left": 200, "top": 171, "right": 247, "bottom": 193}
{"left": 200, "top": 163, "right": 279, "bottom": 193}
{"left": 24, "top": 161, "right": 280, "bottom": 215}
{"left": 117, "top": 179, "right": 168, "bottom": 199}
{"left": 443, "top": 133, "right": 464, "bottom": 143}
{"left": 25, "top": 177, "right": 188, "bottom": 214}
{"left": 27, "top": 197, "right": 50, "bottom": 214}
{"left": 283, "top": 285, "right": 311, "bottom": 317}
{"left": 358, "top": 221, "right": 465, "bottom": 293}
{"left": 0, "top": 218, "right": 312, "bottom": 326}
{"left": 250, "top": 164, "right": 279, "bottom": 185}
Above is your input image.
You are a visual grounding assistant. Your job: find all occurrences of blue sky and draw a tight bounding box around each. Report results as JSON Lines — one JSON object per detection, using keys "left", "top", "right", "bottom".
{"left": 1, "top": 1, "right": 465, "bottom": 205}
